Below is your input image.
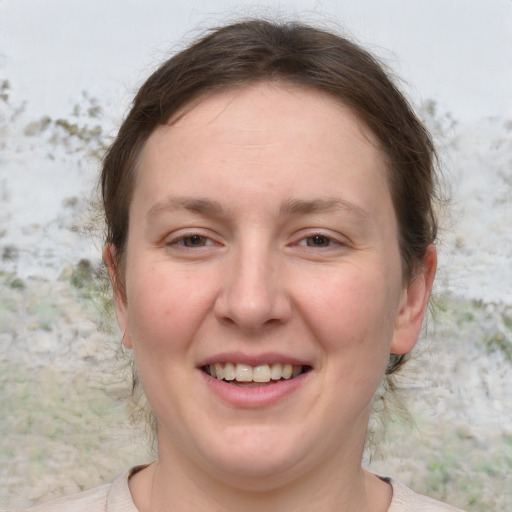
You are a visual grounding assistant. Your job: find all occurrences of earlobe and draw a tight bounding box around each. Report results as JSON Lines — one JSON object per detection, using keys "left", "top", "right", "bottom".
{"left": 103, "top": 244, "right": 132, "bottom": 348}
{"left": 390, "top": 244, "right": 437, "bottom": 355}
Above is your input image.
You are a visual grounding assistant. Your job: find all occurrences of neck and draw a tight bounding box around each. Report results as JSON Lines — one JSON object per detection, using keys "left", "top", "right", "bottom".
{"left": 130, "top": 434, "right": 391, "bottom": 512}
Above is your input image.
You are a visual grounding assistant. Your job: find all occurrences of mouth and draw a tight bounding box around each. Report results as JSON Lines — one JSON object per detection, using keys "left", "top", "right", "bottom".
{"left": 201, "top": 363, "right": 312, "bottom": 387}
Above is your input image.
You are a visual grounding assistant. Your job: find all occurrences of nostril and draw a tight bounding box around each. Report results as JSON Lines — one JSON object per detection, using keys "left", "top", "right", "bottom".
{"left": 213, "top": 264, "right": 292, "bottom": 330}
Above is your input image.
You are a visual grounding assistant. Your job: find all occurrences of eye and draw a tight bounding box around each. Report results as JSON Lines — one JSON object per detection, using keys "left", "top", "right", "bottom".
{"left": 166, "top": 231, "right": 219, "bottom": 250}
{"left": 303, "top": 234, "right": 333, "bottom": 247}
{"left": 179, "top": 234, "right": 210, "bottom": 247}
{"left": 297, "top": 233, "right": 339, "bottom": 248}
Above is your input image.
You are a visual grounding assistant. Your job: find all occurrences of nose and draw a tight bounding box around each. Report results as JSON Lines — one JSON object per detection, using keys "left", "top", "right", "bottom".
{"left": 213, "top": 244, "right": 292, "bottom": 332}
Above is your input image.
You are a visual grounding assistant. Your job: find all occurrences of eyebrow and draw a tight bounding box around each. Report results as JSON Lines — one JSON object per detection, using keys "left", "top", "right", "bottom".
{"left": 147, "top": 196, "right": 225, "bottom": 218}
{"left": 279, "top": 197, "right": 369, "bottom": 219}
{"left": 147, "top": 195, "right": 369, "bottom": 220}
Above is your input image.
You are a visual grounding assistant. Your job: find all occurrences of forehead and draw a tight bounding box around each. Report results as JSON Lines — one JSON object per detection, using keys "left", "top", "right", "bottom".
{"left": 135, "top": 82, "right": 392, "bottom": 217}
{"left": 141, "top": 83, "right": 387, "bottom": 170}
{"left": 165, "top": 82, "right": 382, "bottom": 152}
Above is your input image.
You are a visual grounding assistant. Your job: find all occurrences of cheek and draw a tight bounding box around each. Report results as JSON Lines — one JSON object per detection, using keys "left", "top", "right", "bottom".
{"left": 299, "top": 269, "right": 399, "bottom": 377}
{"left": 124, "top": 264, "right": 212, "bottom": 355}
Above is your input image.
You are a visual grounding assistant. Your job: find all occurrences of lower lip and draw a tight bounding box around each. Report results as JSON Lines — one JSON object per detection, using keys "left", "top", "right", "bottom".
{"left": 201, "top": 371, "right": 310, "bottom": 408}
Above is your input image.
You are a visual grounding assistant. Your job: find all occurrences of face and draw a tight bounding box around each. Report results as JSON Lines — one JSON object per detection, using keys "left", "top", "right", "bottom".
{"left": 108, "top": 83, "right": 433, "bottom": 488}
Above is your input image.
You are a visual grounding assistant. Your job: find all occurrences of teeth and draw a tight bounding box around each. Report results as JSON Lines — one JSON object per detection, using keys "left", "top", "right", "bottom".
{"left": 208, "top": 363, "right": 305, "bottom": 383}
{"left": 214, "top": 363, "right": 223, "bottom": 380}
{"left": 236, "top": 363, "right": 252, "bottom": 382}
{"left": 223, "top": 362, "right": 236, "bottom": 381}
{"left": 253, "top": 365, "right": 271, "bottom": 383}
{"left": 282, "top": 364, "right": 293, "bottom": 379}
{"left": 270, "top": 363, "right": 282, "bottom": 380}
{"left": 292, "top": 365, "right": 302, "bottom": 378}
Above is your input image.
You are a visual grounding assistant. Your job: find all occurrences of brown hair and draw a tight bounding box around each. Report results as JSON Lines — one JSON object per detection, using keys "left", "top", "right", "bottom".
{"left": 102, "top": 19, "right": 438, "bottom": 375}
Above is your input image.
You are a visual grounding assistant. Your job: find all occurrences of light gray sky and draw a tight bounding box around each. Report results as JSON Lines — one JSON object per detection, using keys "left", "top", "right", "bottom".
{"left": 1, "top": 0, "right": 511, "bottom": 122}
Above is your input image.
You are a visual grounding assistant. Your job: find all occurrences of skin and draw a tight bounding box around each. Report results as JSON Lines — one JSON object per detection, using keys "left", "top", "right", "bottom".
{"left": 105, "top": 82, "right": 436, "bottom": 512}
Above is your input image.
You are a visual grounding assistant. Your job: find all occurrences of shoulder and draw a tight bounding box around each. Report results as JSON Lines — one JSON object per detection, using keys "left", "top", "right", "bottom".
{"left": 386, "top": 477, "right": 466, "bottom": 512}
{"left": 19, "top": 483, "right": 111, "bottom": 512}
{"left": 16, "top": 466, "right": 143, "bottom": 512}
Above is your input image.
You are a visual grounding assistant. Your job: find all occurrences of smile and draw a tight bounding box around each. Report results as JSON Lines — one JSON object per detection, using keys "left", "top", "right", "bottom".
{"left": 202, "top": 363, "right": 310, "bottom": 384}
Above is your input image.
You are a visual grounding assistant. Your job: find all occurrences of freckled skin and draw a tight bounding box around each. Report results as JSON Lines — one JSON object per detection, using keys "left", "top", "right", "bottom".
{"left": 106, "top": 83, "right": 436, "bottom": 511}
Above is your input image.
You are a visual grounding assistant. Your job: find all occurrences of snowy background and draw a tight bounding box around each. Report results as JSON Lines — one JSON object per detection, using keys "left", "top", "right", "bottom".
{"left": 0, "top": 1, "right": 511, "bottom": 510}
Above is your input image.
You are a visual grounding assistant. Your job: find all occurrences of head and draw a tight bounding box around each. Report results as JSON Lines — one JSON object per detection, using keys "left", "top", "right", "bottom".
{"left": 101, "top": 20, "right": 439, "bottom": 489}
{"left": 102, "top": 19, "right": 438, "bottom": 377}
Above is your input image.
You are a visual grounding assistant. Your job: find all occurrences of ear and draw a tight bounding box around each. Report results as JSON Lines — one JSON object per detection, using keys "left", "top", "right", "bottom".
{"left": 390, "top": 244, "right": 437, "bottom": 355}
{"left": 103, "top": 244, "right": 132, "bottom": 349}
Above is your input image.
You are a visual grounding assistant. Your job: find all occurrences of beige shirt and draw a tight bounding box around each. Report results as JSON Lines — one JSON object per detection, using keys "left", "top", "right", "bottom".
{"left": 17, "top": 467, "right": 465, "bottom": 512}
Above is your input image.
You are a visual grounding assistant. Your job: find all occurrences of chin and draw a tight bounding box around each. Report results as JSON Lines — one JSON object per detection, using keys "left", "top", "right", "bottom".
{"left": 194, "top": 426, "right": 310, "bottom": 486}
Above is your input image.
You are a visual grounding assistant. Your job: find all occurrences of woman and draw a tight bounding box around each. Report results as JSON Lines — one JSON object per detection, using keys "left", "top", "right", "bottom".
{"left": 25, "top": 19, "right": 464, "bottom": 512}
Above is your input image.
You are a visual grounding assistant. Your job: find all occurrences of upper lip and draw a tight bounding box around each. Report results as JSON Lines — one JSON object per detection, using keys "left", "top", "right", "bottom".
{"left": 197, "top": 352, "right": 312, "bottom": 368}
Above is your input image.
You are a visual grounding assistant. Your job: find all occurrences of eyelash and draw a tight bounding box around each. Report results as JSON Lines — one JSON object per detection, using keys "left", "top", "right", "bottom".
{"left": 165, "top": 230, "right": 346, "bottom": 252}
{"left": 293, "top": 230, "right": 347, "bottom": 251}
{"left": 166, "top": 231, "right": 219, "bottom": 249}
{"left": 298, "top": 234, "right": 336, "bottom": 248}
